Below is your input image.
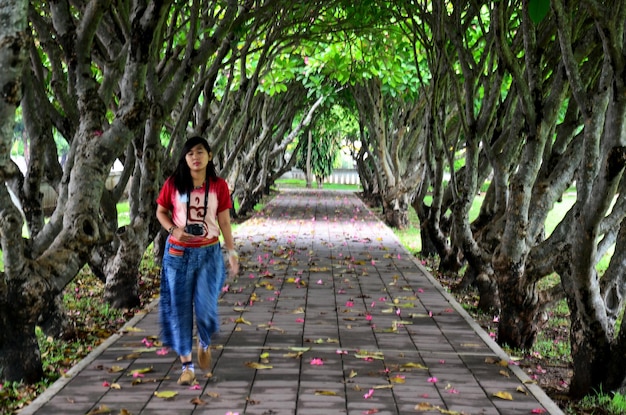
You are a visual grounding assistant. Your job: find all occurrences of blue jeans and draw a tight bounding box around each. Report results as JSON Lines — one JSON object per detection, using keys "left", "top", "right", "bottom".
{"left": 159, "top": 239, "right": 226, "bottom": 357}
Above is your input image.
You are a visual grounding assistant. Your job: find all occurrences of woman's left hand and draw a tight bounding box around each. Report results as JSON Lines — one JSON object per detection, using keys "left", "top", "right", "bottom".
{"left": 228, "top": 251, "right": 240, "bottom": 276}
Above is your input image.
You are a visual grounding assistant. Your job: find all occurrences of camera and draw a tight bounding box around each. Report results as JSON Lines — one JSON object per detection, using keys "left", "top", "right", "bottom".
{"left": 184, "top": 224, "right": 204, "bottom": 236}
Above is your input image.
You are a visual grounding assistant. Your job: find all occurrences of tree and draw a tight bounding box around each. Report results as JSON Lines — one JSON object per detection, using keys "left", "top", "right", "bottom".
{"left": 0, "top": 0, "right": 34, "bottom": 383}
{"left": 0, "top": 0, "right": 361, "bottom": 383}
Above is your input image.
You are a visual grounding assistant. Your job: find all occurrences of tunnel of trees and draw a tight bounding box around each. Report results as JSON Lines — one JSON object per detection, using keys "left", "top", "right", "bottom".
{"left": 1, "top": 0, "right": 626, "bottom": 400}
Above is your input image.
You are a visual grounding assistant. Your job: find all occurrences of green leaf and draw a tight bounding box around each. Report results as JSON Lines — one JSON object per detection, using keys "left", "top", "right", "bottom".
{"left": 528, "top": 0, "right": 550, "bottom": 24}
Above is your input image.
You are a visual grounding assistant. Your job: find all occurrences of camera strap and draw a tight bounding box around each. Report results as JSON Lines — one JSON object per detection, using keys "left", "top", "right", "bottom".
{"left": 186, "top": 177, "right": 209, "bottom": 228}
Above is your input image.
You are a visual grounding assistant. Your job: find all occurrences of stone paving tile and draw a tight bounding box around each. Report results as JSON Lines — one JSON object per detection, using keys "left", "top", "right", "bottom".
{"left": 21, "top": 190, "right": 563, "bottom": 415}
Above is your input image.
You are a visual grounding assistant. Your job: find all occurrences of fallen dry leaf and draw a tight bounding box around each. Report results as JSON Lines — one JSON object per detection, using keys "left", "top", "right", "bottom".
{"left": 355, "top": 350, "right": 384, "bottom": 360}
{"left": 129, "top": 367, "right": 153, "bottom": 376}
{"left": 86, "top": 405, "right": 112, "bottom": 414}
{"left": 415, "top": 402, "right": 435, "bottom": 411}
{"left": 400, "top": 362, "right": 428, "bottom": 370}
{"left": 314, "top": 390, "right": 339, "bottom": 396}
{"left": 244, "top": 362, "right": 273, "bottom": 369}
{"left": 117, "top": 353, "right": 142, "bottom": 361}
{"left": 493, "top": 391, "right": 513, "bottom": 400}
{"left": 154, "top": 390, "right": 178, "bottom": 399}
{"left": 190, "top": 397, "right": 207, "bottom": 405}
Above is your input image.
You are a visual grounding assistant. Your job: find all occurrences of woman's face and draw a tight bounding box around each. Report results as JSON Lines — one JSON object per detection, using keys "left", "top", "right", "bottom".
{"left": 185, "top": 143, "right": 212, "bottom": 172}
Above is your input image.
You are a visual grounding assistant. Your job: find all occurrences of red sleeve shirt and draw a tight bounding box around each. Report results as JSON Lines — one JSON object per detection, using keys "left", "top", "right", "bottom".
{"left": 157, "top": 176, "right": 232, "bottom": 244}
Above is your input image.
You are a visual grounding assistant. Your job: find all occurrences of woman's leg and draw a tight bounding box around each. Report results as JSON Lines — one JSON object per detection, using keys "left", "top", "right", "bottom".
{"left": 194, "top": 244, "right": 226, "bottom": 348}
{"left": 160, "top": 241, "right": 195, "bottom": 359}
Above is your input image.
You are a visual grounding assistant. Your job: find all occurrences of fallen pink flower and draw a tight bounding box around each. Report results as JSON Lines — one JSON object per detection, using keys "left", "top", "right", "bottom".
{"left": 317, "top": 279, "right": 323, "bottom": 284}
{"left": 417, "top": 288, "right": 424, "bottom": 293}
{"left": 156, "top": 347, "right": 169, "bottom": 355}
{"left": 346, "top": 301, "right": 354, "bottom": 307}
{"left": 132, "top": 372, "right": 144, "bottom": 378}
{"left": 296, "top": 318, "right": 305, "bottom": 323}
{"left": 531, "top": 409, "right": 546, "bottom": 414}
{"left": 363, "top": 389, "right": 374, "bottom": 399}
{"left": 427, "top": 377, "right": 438, "bottom": 383}
{"left": 141, "top": 338, "right": 154, "bottom": 347}
{"left": 439, "top": 359, "right": 445, "bottom": 364}
{"left": 190, "top": 384, "right": 201, "bottom": 390}
{"left": 336, "top": 349, "right": 348, "bottom": 354}
{"left": 366, "top": 314, "right": 373, "bottom": 321}
{"left": 310, "top": 358, "right": 324, "bottom": 365}
{"left": 102, "top": 381, "right": 110, "bottom": 387}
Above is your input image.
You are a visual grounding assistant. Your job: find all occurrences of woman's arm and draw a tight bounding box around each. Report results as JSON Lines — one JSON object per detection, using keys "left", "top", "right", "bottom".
{"left": 218, "top": 209, "right": 239, "bottom": 276}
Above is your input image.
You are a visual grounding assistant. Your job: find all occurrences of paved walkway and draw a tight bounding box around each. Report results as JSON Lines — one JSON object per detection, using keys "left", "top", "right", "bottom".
{"left": 20, "top": 190, "right": 563, "bottom": 415}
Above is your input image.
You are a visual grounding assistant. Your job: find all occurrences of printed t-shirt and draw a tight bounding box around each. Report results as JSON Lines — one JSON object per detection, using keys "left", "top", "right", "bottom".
{"left": 156, "top": 176, "right": 232, "bottom": 247}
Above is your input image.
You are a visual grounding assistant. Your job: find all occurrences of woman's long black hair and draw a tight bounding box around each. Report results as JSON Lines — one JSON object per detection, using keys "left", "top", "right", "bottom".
{"left": 173, "top": 136, "right": 218, "bottom": 194}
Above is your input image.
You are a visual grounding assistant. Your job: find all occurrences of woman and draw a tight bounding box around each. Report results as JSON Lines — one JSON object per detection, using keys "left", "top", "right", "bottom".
{"left": 156, "top": 136, "right": 239, "bottom": 385}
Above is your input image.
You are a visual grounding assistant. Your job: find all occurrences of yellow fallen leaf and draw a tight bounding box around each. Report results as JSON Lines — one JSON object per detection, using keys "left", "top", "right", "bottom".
{"left": 289, "top": 347, "right": 311, "bottom": 353}
{"left": 516, "top": 386, "right": 528, "bottom": 395}
{"left": 119, "top": 409, "right": 132, "bottom": 415}
{"left": 129, "top": 367, "right": 153, "bottom": 376}
{"left": 355, "top": 350, "right": 385, "bottom": 360}
{"left": 315, "top": 390, "right": 339, "bottom": 396}
{"left": 390, "top": 375, "right": 405, "bottom": 384}
{"left": 110, "top": 383, "right": 121, "bottom": 389}
{"left": 123, "top": 327, "right": 144, "bottom": 333}
{"left": 499, "top": 369, "right": 510, "bottom": 378}
{"left": 284, "top": 352, "right": 302, "bottom": 358}
{"left": 117, "top": 353, "right": 142, "bottom": 361}
{"left": 349, "top": 370, "right": 358, "bottom": 378}
{"left": 132, "top": 347, "right": 157, "bottom": 353}
{"left": 86, "top": 405, "right": 112, "bottom": 414}
{"left": 415, "top": 402, "right": 436, "bottom": 411}
{"left": 493, "top": 391, "right": 513, "bottom": 400}
{"left": 245, "top": 362, "right": 273, "bottom": 369}
{"left": 206, "top": 391, "right": 220, "bottom": 398}
{"left": 373, "top": 384, "right": 393, "bottom": 389}
{"left": 233, "top": 306, "right": 247, "bottom": 312}
{"left": 235, "top": 317, "right": 251, "bottom": 325}
{"left": 154, "top": 390, "right": 178, "bottom": 399}
{"left": 108, "top": 365, "right": 125, "bottom": 373}
{"left": 401, "top": 362, "right": 428, "bottom": 370}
